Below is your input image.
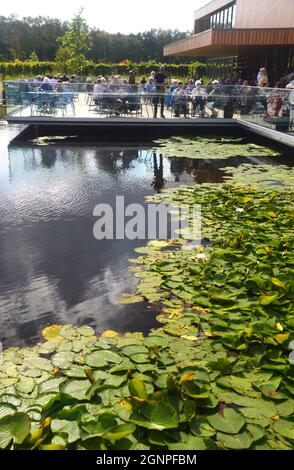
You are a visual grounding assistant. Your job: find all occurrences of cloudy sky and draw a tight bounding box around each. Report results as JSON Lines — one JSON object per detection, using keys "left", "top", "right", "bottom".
{"left": 0, "top": 0, "right": 211, "bottom": 33}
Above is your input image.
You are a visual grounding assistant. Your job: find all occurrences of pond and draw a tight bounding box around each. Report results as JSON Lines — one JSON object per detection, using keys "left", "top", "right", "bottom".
{"left": 0, "top": 123, "right": 292, "bottom": 348}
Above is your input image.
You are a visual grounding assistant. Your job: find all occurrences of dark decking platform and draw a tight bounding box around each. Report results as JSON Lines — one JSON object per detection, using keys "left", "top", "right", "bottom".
{"left": 6, "top": 115, "right": 294, "bottom": 150}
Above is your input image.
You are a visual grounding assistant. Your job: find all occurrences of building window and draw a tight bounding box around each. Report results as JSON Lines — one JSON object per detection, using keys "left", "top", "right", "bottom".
{"left": 209, "top": 1, "right": 236, "bottom": 30}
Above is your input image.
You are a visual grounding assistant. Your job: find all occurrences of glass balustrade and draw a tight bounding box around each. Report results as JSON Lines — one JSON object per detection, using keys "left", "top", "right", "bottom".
{"left": 3, "top": 80, "right": 294, "bottom": 133}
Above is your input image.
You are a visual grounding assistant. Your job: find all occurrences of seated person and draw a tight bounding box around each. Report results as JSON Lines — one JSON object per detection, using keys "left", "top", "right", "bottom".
{"left": 191, "top": 80, "right": 206, "bottom": 116}
{"left": 185, "top": 79, "right": 195, "bottom": 95}
{"left": 93, "top": 79, "right": 106, "bottom": 105}
{"left": 267, "top": 83, "right": 285, "bottom": 118}
{"left": 166, "top": 80, "right": 178, "bottom": 108}
{"left": 146, "top": 78, "right": 156, "bottom": 94}
{"left": 56, "top": 79, "right": 65, "bottom": 93}
{"left": 40, "top": 77, "right": 53, "bottom": 92}
{"left": 86, "top": 77, "right": 94, "bottom": 93}
{"left": 239, "top": 80, "right": 256, "bottom": 114}
{"left": 206, "top": 80, "right": 222, "bottom": 118}
{"left": 172, "top": 82, "right": 189, "bottom": 117}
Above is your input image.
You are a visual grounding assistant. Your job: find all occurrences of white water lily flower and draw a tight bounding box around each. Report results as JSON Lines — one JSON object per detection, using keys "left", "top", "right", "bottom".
{"left": 196, "top": 253, "right": 206, "bottom": 261}
{"left": 236, "top": 208, "right": 244, "bottom": 213}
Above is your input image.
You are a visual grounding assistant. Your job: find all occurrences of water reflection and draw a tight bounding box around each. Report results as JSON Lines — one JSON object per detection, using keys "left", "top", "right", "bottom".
{"left": 0, "top": 129, "right": 283, "bottom": 347}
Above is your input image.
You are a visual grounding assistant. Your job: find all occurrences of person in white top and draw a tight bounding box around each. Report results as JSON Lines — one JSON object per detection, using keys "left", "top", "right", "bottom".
{"left": 93, "top": 79, "right": 106, "bottom": 105}
{"left": 93, "top": 79, "right": 105, "bottom": 95}
{"left": 191, "top": 80, "right": 206, "bottom": 117}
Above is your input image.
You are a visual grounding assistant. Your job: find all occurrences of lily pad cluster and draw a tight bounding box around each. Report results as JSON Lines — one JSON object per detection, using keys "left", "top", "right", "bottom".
{"left": 222, "top": 163, "right": 294, "bottom": 189}
{"left": 152, "top": 136, "right": 281, "bottom": 160}
{"left": 0, "top": 320, "right": 293, "bottom": 450}
{"left": 0, "top": 183, "right": 293, "bottom": 450}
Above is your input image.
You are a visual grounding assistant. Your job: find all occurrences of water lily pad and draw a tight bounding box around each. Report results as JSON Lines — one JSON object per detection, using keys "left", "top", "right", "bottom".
{"left": 0, "top": 413, "right": 31, "bottom": 448}
{"left": 128, "top": 379, "right": 148, "bottom": 400}
{"left": 130, "top": 401, "right": 178, "bottom": 430}
{"left": 59, "top": 380, "right": 91, "bottom": 401}
{"left": 42, "top": 325, "right": 63, "bottom": 341}
{"left": 217, "top": 429, "right": 253, "bottom": 449}
{"left": 51, "top": 419, "right": 80, "bottom": 444}
{"left": 207, "top": 409, "right": 245, "bottom": 434}
{"left": 273, "top": 419, "right": 294, "bottom": 440}
{"left": 103, "top": 423, "right": 136, "bottom": 441}
{"left": 51, "top": 352, "right": 75, "bottom": 370}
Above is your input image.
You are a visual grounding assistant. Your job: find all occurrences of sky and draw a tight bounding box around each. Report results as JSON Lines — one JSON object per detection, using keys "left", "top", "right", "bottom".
{"left": 0, "top": 0, "right": 211, "bottom": 34}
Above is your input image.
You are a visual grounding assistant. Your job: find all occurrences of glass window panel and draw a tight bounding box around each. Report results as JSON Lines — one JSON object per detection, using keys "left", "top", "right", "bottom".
{"left": 220, "top": 10, "right": 224, "bottom": 27}
{"left": 224, "top": 8, "right": 228, "bottom": 27}
{"left": 232, "top": 4, "right": 236, "bottom": 27}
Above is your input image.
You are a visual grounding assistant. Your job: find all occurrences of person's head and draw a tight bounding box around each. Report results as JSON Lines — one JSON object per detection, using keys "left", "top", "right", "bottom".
{"left": 159, "top": 66, "right": 165, "bottom": 73}
{"left": 188, "top": 79, "right": 193, "bottom": 85}
{"left": 195, "top": 80, "right": 202, "bottom": 87}
{"left": 260, "top": 67, "right": 267, "bottom": 76}
{"left": 86, "top": 77, "right": 92, "bottom": 83}
{"left": 212, "top": 80, "right": 220, "bottom": 88}
{"left": 96, "top": 78, "right": 102, "bottom": 84}
{"left": 43, "top": 77, "right": 49, "bottom": 83}
{"left": 177, "top": 81, "right": 184, "bottom": 88}
{"left": 242, "top": 80, "right": 249, "bottom": 86}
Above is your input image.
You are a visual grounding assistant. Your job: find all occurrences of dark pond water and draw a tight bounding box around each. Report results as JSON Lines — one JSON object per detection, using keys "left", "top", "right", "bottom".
{"left": 0, "top": 123, "right": 290, "bottom": 347}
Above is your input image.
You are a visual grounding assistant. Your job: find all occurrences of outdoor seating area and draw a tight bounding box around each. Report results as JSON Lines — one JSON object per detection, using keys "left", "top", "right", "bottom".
{"left": 4, "top": 79, "right": 294, "bottom": 134}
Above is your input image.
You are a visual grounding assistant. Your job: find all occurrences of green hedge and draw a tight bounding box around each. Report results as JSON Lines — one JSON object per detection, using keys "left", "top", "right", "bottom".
{"left": 0, "top": 60, "right": 206, "bottom": 79}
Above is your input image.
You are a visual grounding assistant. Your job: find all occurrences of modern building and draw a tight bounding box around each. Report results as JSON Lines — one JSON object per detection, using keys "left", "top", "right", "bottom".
{"left": 164, "top": 0, "right": 294, "bottom": 83}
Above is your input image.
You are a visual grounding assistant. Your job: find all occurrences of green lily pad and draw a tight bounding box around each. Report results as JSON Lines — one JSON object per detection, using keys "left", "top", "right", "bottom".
{"left": 0, "top": 413, "right": 31, "bottom": 449}
{"left": 273, "top": 419, "right": 294, "bottom": 440}
{"left": 130, "top": 401, "right": 178, "bottom": 431}
{"left": 59, "top": 380, "right": 91, "bottom": 401}
{"left": 217, "top": 429, "right": 253, "bottom": 449}
{"left": 51, "top": 419, "right": 80, "bottom": 444}
{"left": 103, "top": 423, "right": 136, "bottom": 441}
{"left": 207, "top": 409, "right": 245, "bottom": 434}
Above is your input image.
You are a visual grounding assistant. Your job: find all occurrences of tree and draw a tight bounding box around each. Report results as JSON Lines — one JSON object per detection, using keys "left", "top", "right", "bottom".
{"left": 29, "top": 51, "right": 39, "bottom": 61}
{"left": 56, "top": 10, "right": 91, "bottom": 74}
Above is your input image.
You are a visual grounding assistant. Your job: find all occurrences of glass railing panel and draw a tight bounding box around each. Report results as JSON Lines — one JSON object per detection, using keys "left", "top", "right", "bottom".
{"left": 3, "top": 81, "right": 294, "bottom": 132}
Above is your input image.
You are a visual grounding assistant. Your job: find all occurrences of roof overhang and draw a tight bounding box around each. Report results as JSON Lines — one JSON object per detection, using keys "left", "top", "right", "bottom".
{"left": 164, "top": 28, "right": 294, "bottom": 57}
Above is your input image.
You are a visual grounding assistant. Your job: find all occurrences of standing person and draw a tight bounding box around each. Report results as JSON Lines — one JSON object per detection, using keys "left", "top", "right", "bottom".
{"left": 153, "top": 66, "right": 168, "bottom": 118}
{"left": 257, "top": 68, "right": 269, "bottom": 87}
{"left": 128, "top": 69, "right": 136, "bottom": 85}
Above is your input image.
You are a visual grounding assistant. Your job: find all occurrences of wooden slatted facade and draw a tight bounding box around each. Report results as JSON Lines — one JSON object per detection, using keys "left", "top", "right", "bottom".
{"left": 164, "top": 0, "right": 294, "bottom": 81}
{"left": 164, "top": 28, "right": 294, "bottom": 57}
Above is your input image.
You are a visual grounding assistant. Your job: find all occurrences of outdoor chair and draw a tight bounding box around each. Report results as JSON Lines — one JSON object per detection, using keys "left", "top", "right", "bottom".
{"left": 33, "top": 93, "right": 57, "bottom": 116}
{"left": 54, "top": 93, "right": 75, "bottom": 116}
{"left": 124, "top": 94, "right": 142, "bottom": 117}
